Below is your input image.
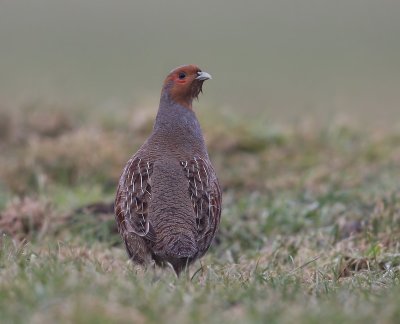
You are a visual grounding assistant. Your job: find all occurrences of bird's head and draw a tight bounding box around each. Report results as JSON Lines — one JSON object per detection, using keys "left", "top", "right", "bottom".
{"left": 162, "top": 65, "right": 212, "bottom": 110}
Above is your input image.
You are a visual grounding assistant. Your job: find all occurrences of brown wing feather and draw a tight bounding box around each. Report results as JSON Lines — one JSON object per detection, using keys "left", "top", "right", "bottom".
{"left": 115, "top": 157, "right": 155, "bottom": 241}
{"left": 181, "top": 156, "right": 222, "bottom": 255}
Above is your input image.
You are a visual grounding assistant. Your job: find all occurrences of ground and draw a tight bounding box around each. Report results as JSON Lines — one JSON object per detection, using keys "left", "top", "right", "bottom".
{"left": 0, "top": 102, "right": 399, "bottom": 323}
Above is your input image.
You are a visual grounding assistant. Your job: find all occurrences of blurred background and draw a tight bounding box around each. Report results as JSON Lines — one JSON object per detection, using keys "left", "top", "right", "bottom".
{"left": 1, "top": 3, "right": 400, "bottom": 322}
{"left": 1, "top": 0, "right": 399, "bottom": 125}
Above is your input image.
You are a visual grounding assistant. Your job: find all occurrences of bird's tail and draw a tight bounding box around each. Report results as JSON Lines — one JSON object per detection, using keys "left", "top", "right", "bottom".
{"left": 166, "top": 233, "right": 198, "bottom": 258}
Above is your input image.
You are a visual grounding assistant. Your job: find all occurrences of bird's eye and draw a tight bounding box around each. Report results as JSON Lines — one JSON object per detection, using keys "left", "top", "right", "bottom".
{"left": 178, "top": 72, "right": 186, "bottom": 80}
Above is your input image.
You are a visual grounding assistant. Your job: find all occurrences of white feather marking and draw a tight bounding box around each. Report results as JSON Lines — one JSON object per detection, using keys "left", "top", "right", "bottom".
{"left": 138, "top": 158, "right": 144, "bottom": 193}
{"left": 194, "top": 157, "right": 204, "bottom": 191}
{"left": 193, "top": 176, "right": 198, "bottom": 197}
{"left": 199, "top": 157, "right": 210, "bottom": 186}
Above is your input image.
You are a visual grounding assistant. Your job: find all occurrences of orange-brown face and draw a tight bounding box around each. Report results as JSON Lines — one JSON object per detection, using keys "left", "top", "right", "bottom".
{"left": 163, "top": 65, "right": 212, "bottom": 109}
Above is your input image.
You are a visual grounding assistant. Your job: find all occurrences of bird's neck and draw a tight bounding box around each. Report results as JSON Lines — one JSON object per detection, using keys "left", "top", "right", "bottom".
{"left": 152, "top": 91, "right": 206, "bottom": 151}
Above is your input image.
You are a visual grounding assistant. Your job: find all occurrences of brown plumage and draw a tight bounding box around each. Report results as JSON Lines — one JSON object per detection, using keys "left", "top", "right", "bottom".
{"left": 115, "top": 65, "right": 222, "bottom": 275}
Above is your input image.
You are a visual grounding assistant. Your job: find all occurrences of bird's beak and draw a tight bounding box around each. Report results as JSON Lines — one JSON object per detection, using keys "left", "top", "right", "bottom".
{"left": 196, "top": 71, "right": 212, "bottom": 81}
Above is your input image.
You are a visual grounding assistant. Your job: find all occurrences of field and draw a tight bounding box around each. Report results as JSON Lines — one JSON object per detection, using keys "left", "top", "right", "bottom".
{"left": 1, "top": 1, "right": 400, "bottom": 322}
{"left": 0, "top": 101, "right": 399, "bottom": 323}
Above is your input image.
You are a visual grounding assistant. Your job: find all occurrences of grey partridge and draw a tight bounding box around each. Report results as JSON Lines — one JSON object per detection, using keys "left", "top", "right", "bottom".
{"left": 115, "top": 65, "right": 222, "bottom": 275}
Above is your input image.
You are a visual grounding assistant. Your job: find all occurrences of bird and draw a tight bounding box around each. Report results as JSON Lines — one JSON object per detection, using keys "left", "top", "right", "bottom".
{"left": 114, "top": 65, "right": 222, "bottom": 275}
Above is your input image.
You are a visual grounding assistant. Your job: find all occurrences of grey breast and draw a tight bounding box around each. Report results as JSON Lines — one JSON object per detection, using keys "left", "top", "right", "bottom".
{"left": 149, "top": 158, "right": 198, "bottom": 258}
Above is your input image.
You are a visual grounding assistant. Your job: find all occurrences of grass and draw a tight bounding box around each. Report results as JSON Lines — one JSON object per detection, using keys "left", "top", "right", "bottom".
{"left": 0, "top": 101, "right": 400, "bottom": 323}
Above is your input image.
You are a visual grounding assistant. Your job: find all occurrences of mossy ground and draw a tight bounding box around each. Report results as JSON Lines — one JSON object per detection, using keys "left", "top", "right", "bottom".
{"left": 0, "top": 102, "right": 399, "bottom": 323}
